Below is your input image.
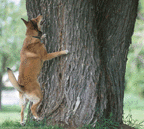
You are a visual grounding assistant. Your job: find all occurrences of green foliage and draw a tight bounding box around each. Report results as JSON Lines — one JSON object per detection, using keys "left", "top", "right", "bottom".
{"left": 125, "top": 0, "right": 144, "bottom": 96}
{"left": 138, "top": 0, "right": 144, "bottom": 14}
{"left": 125, "top": 19, "right": 144, "bottom": 95}
{"left": 0, "top": 0, "right": 27, "bottom": 75}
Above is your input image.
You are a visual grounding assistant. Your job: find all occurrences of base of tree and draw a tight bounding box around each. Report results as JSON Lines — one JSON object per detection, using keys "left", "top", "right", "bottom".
{"left": 63, "top": 124, "right": 135, "bottom": 129}
{"left": 53, "top": 123, "right": 135, "bottom": 129}
{"left": 46, "top": 122, "right": 135, "bottom": 129}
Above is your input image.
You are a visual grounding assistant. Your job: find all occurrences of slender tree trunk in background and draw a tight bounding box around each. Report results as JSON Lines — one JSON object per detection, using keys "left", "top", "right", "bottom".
{"left": 26, "top": 0, "right": 138, "bottom": 128}
{"left": 0, "top": 55, "right": 8, "bottom": 110}
{"left": 0, "top": 75, "right": 2, "bottom": 110}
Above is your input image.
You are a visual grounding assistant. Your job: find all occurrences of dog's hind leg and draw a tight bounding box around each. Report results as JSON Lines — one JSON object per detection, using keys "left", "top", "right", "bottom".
{"left": 31, "top": 98, "right": 43, "bottom": 121}
{"left": 26, "top": 88, "right": 43, "bottom": 121}
{"left": 20, "top": 99, "right": 29, "bottom": 126}
{"left": 19, "top": 93, "right": 29, "bottom": 126}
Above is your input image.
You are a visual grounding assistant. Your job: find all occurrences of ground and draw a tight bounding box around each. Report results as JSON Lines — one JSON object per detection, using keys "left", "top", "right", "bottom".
{"left": 118, "top": 124, "right": 135, "bottom": 129}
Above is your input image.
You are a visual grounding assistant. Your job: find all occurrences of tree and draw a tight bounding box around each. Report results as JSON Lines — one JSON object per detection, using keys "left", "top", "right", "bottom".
{"left": 26, "top": 0, "right": 138, "bottom": 128}
{"left": 0, "top": 0, "right": 26, "bottom": 110}
{"left": 125, "top": 0, "right": 144, "bottom": 97}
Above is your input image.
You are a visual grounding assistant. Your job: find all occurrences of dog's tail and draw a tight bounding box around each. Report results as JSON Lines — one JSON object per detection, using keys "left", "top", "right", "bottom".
{"left": 7, "top": 68, "right": 24, "bottom": 93}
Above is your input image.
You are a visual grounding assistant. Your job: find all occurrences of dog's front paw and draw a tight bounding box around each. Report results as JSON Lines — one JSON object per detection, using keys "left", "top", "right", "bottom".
{"left": 33, "top": 116, "right": 43, "bottom": 121}
{"left": 41, "top": 34, "right": 46, "bottom": 40}
{"left": 65, "top": 50, "right": 69, "bottom": 54}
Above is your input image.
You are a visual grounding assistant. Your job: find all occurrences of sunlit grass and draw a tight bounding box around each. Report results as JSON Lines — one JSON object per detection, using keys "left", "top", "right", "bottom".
{"left": 0, "top": 105, "right": 27, "bottom": 124}
{"left": 0, "top": 93, "right": 144, "bottom": 128}
{"left": 124, "top": 110, "right": 144, "bottom": 129}
{"left": 124, "top": 93, "right": 144, "bottom": 110}
{"left": 124, "top": 93, "right": 144, "bottom": 128}
{"left": 0, "top": 112, "right": 20, "bottom": 124}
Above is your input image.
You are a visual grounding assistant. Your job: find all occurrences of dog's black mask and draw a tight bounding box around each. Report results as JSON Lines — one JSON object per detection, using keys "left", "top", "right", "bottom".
{"left": 30, "top": 20, "right": 42, "bottom": 39}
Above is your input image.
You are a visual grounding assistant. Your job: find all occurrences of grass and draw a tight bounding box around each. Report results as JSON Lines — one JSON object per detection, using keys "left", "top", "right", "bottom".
{"left": 0, "top": 105, "right": 20, "bottom": 124}
{"left": 124, "top": 110, "right": 144, "bottom": 129}
{"left": 0, "top": 120, "right": 63, "bottom": 129}
{"left": 2, "top": 86, "right": 15, "bottom": 91}
{"left": 124, "top": 93, "right": 144, "bottom": 123}
{"left": 123, "top": 93, "right": 144, "bottom": 128}
{"left": 0, "top": 105, "right": 27, "bottom": 125}
{"left": 0, "top": 105, "right": 63, "bottom": 129}
{"left": 0, "top": 105, "right": 21, "bottom": 112}
{"left": 124, "top": 93, "right": 144, "bottom": 110}
{"left": 81, "top": 113, "right": 119, "bottom": 129}
{"left": 0, "top": 93, "right": 144, "bottom": 128}
{"left": 124, "top": 110, "right": 144, "bottom": 124}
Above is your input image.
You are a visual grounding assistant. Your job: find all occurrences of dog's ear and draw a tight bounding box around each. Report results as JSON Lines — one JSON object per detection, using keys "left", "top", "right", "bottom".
{"left": 21, "top": 18, "right": 29, "bottom": 26}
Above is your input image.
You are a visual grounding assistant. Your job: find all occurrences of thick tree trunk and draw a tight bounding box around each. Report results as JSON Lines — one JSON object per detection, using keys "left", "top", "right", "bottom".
{"left": 26, "top": 0, "right": 138, "bottom": 128}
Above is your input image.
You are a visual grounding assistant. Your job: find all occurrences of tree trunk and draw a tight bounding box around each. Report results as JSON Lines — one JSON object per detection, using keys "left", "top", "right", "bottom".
{"left": 26, "top": 0, "right": 138, "bottom": 128}
{"left": 0, "top": 55, "right": 8, "bottom": 110}
{"left": 0, "top": 75, "right": 2, "bottom": 110}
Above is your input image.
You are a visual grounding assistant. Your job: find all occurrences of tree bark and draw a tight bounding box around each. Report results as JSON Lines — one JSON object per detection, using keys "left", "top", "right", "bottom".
{"left": 0, "top": 54, "right": 8, "bottom": 110}
{"left": 26, "top": 0, "right": 138, "bottom": 128}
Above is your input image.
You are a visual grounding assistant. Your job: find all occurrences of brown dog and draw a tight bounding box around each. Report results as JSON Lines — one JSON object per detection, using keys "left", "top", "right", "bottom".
{"left": 7, "top": 15, "right": 68, "bottom": 125}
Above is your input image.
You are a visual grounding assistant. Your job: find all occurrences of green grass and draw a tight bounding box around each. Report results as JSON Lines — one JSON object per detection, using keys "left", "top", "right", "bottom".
{"left": 124, "top": 110, "right": 144, "bottom": 123}
{"left": 81, "top": 113, "right": 119, "bottom": 129}
{"left": 0, "top": 112, "right": 20, "bottom": 124}
{"left": 123, "top": 93, "right": 144, "bottom": 128}
{"left": 124, "top": 93, "right": 144, "bottom": 110}
{"left": 124, "top": 110, "right": 144, "bottom": 129}
{"left": 0, "top": 105, "right": 63, "bottom": 129}
{"left": 0, "top": 105, "right": 27, "bottom": 124}
{"left": 0, "top": 93, "right": 144, "bottom": 128}
{"left": 2, "top": 86, "right": 15, "bottom": 91}
{"left": 0, "top": 120, "right": 63, "bottom": 129}
{"left": 0, "top": 105, "right": 21, "bottom": 112}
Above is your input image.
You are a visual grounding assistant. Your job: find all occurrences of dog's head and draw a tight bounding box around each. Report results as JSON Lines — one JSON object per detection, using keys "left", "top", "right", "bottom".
{"left": 21, "top": 15, "right": 45, "bottom": 36}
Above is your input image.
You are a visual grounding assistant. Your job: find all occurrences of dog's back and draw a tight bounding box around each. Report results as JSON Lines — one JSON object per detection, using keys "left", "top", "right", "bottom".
{"left": 18, "top": 36, "right": 44, "bottom": 88}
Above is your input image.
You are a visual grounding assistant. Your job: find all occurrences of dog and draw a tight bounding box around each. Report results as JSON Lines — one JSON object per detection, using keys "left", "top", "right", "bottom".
{"left": 7, "top": 15, "right": 68, "bottom": 126}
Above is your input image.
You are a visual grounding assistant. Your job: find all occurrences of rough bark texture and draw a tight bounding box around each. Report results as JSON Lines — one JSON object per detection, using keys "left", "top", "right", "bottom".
{"left": 26, "top": 0, "right": 138, "bottom": 128}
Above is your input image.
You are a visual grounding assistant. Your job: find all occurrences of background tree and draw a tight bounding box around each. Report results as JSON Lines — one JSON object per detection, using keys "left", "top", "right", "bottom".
{"left": 26, "top": 0, "right": 138, "bottom": 128}
{"left": 0, "top": 0, "right": 26, "bottom": 110}
{"left": 125, "top": 0, "right": 144, "bottom": 97}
